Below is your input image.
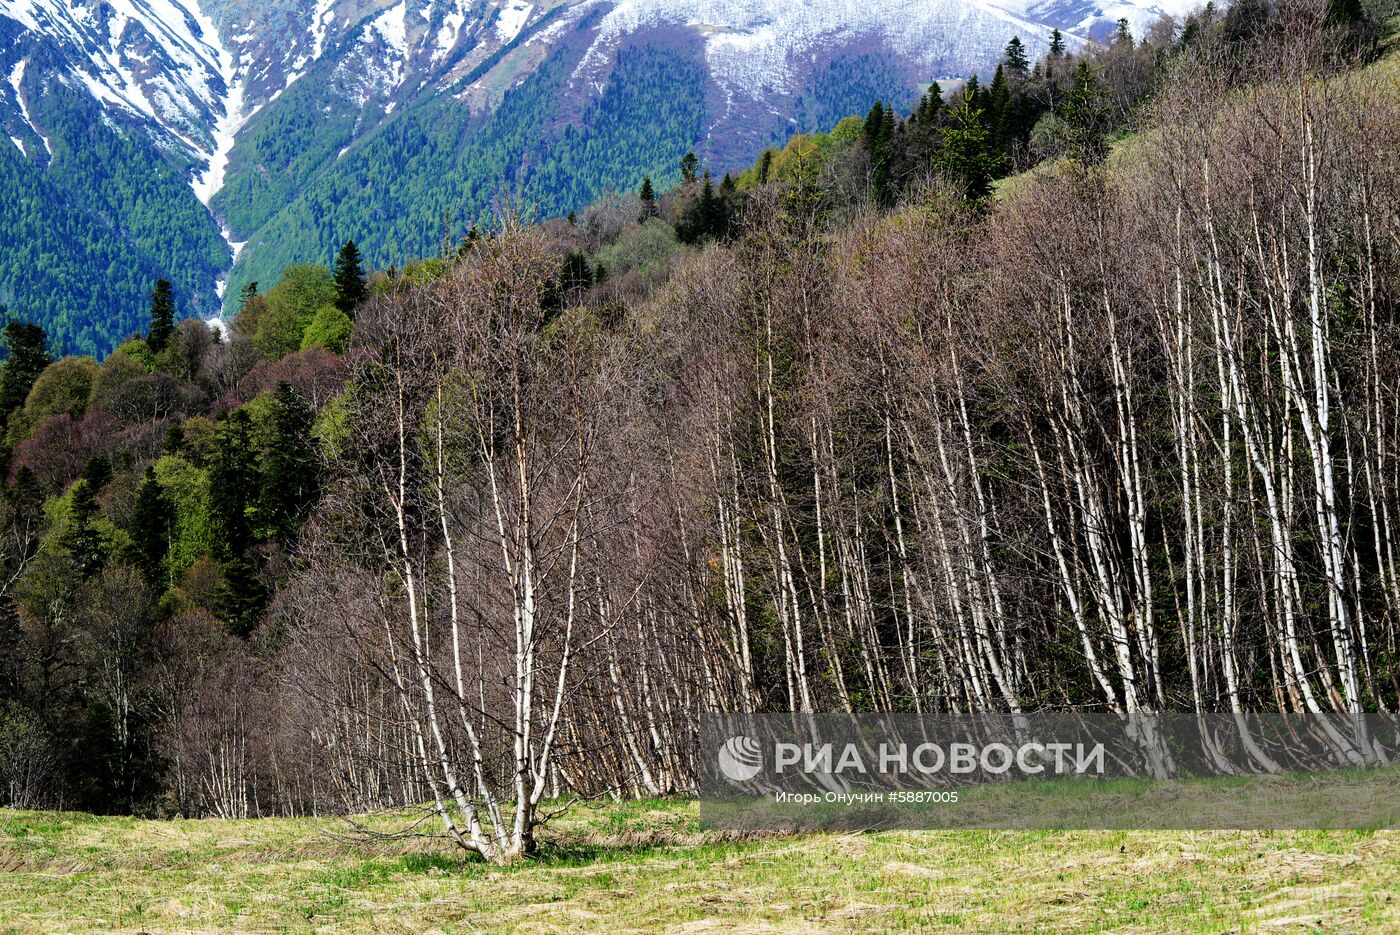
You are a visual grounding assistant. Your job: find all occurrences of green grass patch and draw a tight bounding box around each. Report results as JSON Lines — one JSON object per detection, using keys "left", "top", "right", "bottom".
{"left": 0, "top": 782, "right": 1397, "bottom": 932}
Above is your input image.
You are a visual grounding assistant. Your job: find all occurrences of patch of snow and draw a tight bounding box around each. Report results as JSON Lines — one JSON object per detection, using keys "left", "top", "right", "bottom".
{"left": 9, "top": 135, "right": 23, "bottom": 154}
{"left": 310, "top": 0, "right": 337, "bottom": 61}
{"left": 494, "top": 0, "right": 533, "bottom": 44}
{"left": 8, "top": 59, "right": 50, "bottom": 155}
{"left": 572, "top": 0, "right": 1071, "bottom": 100}
{"left": 187, "top": 0, "right": 251, "bottom": 205}
{"left": 435, "top": 8, "right": 466, "bottom": 62}
{"left": 370, "top": 1, "right": 409, "bottom": 57}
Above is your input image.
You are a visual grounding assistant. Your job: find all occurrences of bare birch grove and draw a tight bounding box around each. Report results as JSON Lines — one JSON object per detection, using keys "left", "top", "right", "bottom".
{"left": 260, "top": 27, "right": 1400, "bottom": 850}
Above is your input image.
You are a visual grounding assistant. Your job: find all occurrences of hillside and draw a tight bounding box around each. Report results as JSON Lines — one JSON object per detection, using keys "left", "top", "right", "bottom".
{"left": 0, "top": 0, "right": 1201, "bottom": 354}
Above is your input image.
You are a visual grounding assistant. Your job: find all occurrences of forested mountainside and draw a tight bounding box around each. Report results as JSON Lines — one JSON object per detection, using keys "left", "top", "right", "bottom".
{"left": 0, "top": 0, "right": 1395, "bottom": 848}
{"left": 0, "top": 0, "right": 1200, "bottom": 356}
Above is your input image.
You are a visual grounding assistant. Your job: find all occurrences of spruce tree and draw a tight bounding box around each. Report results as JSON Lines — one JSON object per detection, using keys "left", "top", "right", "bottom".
{"left": 161, "top": 423, "right": 185, "bottom": 458}
{"left": 0, "top": 321, "right": 50, "bottom": 426}
{"left": 1002, "top": 36, "right": 1030, "bottom": 81}
{"left": 259, "top": 383, "right": 317, "bottom": 541}
{"left": 237, "top": 281, "right": 259, "bottom": 312}
{"left": 559, "top": 252, "right": 595, "bottom": 303}
{"left": 639, "top": 176, "right": 657, "bottom": 220}
{"left": 988, "top": 65, "right": 1012, "bottom": 154}
{"left": 936, "top": 89, "right": 1001, "bottom": 201}
{"left": 1063, "top": 59, "right": 1108, "bottom": 164}
{"left": 63, "top": 479, "right": 107, "bottom": 580}
{"left": 863, "top": 101, "right": 895, "bottom": 207}
{"left": 333, "top": 240, "right": 368, "bottom": 314}
{"left": 127, "top": 467, "right": 170, "bottom": 587}
{"left": 1049, "top": 28, "right": 1066, "bottom": 57}
{"left": 757, "top": 149, "right": 774, "bottom": 185}
{"left": 78, "top": 455, "right": 112, "bottom": 493}
{"left": 146, "top": 279, "right": 176, "bottom": 353}
{"left": 209, "top": 409, "right": 258, "bottom": 557}
{"left": 680, "top": 151, "right": 699, "bottom": 185}
{"left": 213, "top": 557, "right": 268, "bottom": 638}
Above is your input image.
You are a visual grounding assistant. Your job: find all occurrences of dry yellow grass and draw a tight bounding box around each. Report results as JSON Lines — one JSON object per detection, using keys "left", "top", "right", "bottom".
{"left": 1, "top": 792, "right": 1398, "bottom": 933}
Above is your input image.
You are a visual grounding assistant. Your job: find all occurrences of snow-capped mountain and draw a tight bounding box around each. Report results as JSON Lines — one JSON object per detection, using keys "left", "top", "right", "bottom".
{"left": 0, "top": 0, "right": 1204, "bottom": 351}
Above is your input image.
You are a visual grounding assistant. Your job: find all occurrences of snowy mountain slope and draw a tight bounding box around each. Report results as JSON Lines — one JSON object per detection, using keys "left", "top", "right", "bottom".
{"left": 0, "top": 0, "right": 1210, "bottom": 351}
{"left": 3, "top": 0, "right": 1197, "bottom": 203}
{"left": 1, "top": 0, "right": 234, "bottom": 160}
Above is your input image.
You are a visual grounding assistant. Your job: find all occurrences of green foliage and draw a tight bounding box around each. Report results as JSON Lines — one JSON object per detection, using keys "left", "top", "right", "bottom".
{"left": 311, "top": 393, "right": 350, "bottom": 459}
{"left": 221, "top": 43, "right": 708, "bottom": 310}
{"left": 333, "top": 241, "right": 368, "bottom": 314}
{"left": 936, "top": 90, "right": 1003, "bottom": 200}
{"left": 6, "top": 356, "right": 100, "bottom": 445}
{"left": 0, "top": 322, "right": 51, "bottom": 427}
{"left": 300, "top": 305, "right": 353, "bottom": 354}
{"left": 114, "top": 338, "right": 156, "bottom": 372}
{"left": 212, "top": 557, "right": 267, "bottom": 638}
{"left": 126, "top": 466, "right": 171, "bottom": 589}
{"left": 258, "top": 383, "right": 318, "bottom": 542}
{"left": 252, "top": 265, "right": 338, "bottom": 358}
{"left": 146, "top": 280, "right": 176, "bottom": 353}
{"left": 0, "top": 82, "right": 225, "bottom": 356}
{"left": 1061, "top": 61, "right": 1110, "bottom": 164}
{"left": 88, "top": 349, "right": 149, "bottom": 414}
{"left": 208, "top": 410, "right": 258, "bottom": 558}
{"left": 60, "top": 479, "right": 108, "bottom": 580}
{"left": 676, "top": 173, "right": 734, "bottom": 244}
{"left": 680, "top": 151, "right": 699, "bottom": 184}
{"left": 1003, "top": 36, "right": 1031, "bottom": 80}
{"left": 153, "top": 455, "right": 217, "bottom": 579}
{"left": 594, "top": 220, "right": 680, "bottom": 278}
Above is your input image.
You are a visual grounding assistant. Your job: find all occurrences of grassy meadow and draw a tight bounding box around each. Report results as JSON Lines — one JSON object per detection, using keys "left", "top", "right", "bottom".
{"left": 1, "top": 783, "right": 1398, "bottom": 933}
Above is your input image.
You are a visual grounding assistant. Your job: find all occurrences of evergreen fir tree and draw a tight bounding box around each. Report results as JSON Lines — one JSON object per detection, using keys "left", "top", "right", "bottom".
{"left": 333, "top": 240, "right": 369, "bottom": 314}
{"left": 639, "top": 176, "right": 657, "bottom": 220}
{"left": 8, "top": 466, "right": 41, "bottom": 513}
{"left": 78, "top": 455, "right": 112, "bottom": 493}
{"left": 1003, "top": 36, "right": 1030, "bottom": 81}
{"left": 558, "top": 252, "right": 595, "bottom": 304}
{"left": 863, "top": 101, "right": 895, "bottom": 207}
{"left": 1063, "top": 59, "right": 1109, "bottom": 164}
{"left": 127, "top": 467, "right": 170, "bottom": 588}
{"left": 863, "top": 100, "right": 887, "bottom": 152}
{"left": 936, "top": 89, "right": 1002, "bottom": 201}
{"left": 63, "top": 479, "right": 107, "bottom": 580}
{"left": 209, "top": 410, "right": 258, "bottom": 557}
{"left": 1325, "top": 0, "right": 1364, "bottom": 25}
{"left": 680, "top": 151, "right": 699, "bottom": 185}
{"left": 161, "top": 424, "right": 185, "bottom": 458}
{"left": 213, "top": 557, "right": 268, "bottom": 638}
{"left": 757, "top": 149, "right": 774, "bottom": 185}
{"left": 0, "top": 321, "right": 50, "bottom": 426}
{"left": 146, "top": 279, "right": 176, "bottom": 353}
{"left": 238, "top": 281, "right": 259, "bottom": 313}
{"left": 987, "top": 65, "right": 1012, "bottom": 153}
{"left": 259, "top": 383, "right": 317, "bottom": 541}
{"left": 1049, "top": 28, "right": 1066, "bottom": 57}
